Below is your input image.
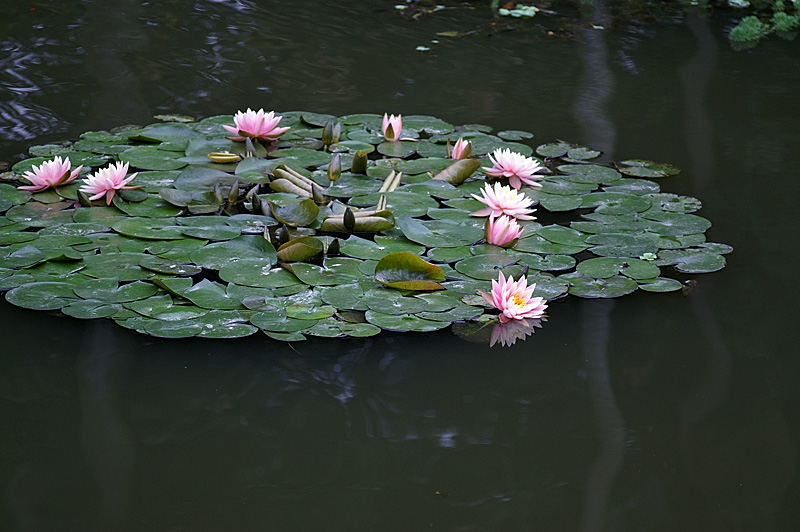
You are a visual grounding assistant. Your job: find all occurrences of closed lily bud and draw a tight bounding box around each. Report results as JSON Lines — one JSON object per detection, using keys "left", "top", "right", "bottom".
{"left": 227, "top": 179, "right": 240, "bottom": 204}
{"left": 328, "top": 153, "right": 342, "bottom": 182}
{"left": 327, "top": 238, "right": 340, "bottom": 256}
{"left": 332, "top": 122, "right": 342, "bottom": 144}
{"left": 311, "top": 182, "right": 326, "bottom": 203}
{"left": 322, "top": 118, "right": 335, "bottom": 146}
{"left": 351, "top": 150, "right": 368, "bottom": 174}
{"left": 343, "top": 207, "right": 356, "bottom": 232}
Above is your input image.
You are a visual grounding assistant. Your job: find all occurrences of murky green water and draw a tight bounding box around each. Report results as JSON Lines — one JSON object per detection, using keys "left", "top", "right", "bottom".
{"left": 2, "top": 1, "right": 799, "bottom": 530}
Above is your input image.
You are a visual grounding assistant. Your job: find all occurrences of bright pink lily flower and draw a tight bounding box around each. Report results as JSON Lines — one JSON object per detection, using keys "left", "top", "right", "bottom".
{"left": 223, "top": 108, "right": 290, "bottom": 142}
{"left": 471, "top": 182, "right": 536, "bottom": 220}
{"left": 448, "top": 137, "right": 472, "bottom": 160}
{"left": 482, "top": 148, "right": 545, "bottom": 189}
{"left": 17, "top": 156, "right": 82, "bottom": 192}
{"left": 79, "top": 161, "right": 139, "bottom": 205}
{"left": 480, "top": 271, "right": 548, "bottom": 324}
{"left": 382, "top": 113, "right": 402, "bottom": 142}
{"left": 485, "top": 214, "right": 524, "bottom": 248}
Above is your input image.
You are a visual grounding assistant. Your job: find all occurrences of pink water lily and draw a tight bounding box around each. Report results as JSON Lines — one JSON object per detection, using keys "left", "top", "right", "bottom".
{"left": 223, "top": 108, "right": 290, "bottom": 142}
{"left": 490, "top": 317, "right": 545, "bottom": 347}
{"left": 17, "top": 156, "right": 82, "bottom": 192}
{"left": 448, "top": 137, "right": 472, "bottom": 160}
{"left": 382, "top": 113, "right": 402, "bottom": 142}
{"left": 480, "top": 272, "right": 547, "bottom": 324}
{"left": 485, "top": 214, "right": 524, "bottom": 248}
{"left": 470, "top": 182, "right": 536, "bottom": 220}
{"left": 482, "top": 148, "right": 545, "bottom": 189}
{"left": 79, "top": 161, "right": 139, "bottom": 205}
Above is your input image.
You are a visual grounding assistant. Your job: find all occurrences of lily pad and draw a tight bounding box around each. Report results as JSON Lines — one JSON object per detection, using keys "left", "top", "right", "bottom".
{"left": 374, "top": 252, "right": 445, "bottom": 291}
{"left": 5, "top": 281, "right": 79, "bottom": 310}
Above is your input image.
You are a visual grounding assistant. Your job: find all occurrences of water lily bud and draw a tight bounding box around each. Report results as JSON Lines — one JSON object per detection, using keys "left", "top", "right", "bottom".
{"left": 343, "top": 207, "right": 356, "bottom": 232}
{"left": 311, "top": 182, "right": 326, "bottom": 203}
{"left": 332, "top": 122, "right": 342, "bottom": 144}
{"left": 328, "top": 153, "right": 342, "bottom": 182}
{"left": 351, "top": 150, "right": 368, "bottom": 174}
{"left": 251, "top": 195, "right": 263, "bottom": 214}
{"left": 322, "top": 118, "right": 335, "bottom": 146}
{"left": 227, "top": 179, "right": 240, "bottom": 204}
{"left": 78, "top": 190, "right": 93, "bottom": 208}
{"left": 327, "top": 238, "right": 340, "bottom": 256}
{"left": 213, "top": 183, "right": 223, "bottom": 203}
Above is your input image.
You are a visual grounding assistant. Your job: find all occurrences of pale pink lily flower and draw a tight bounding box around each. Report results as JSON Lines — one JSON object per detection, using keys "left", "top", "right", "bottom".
{"left": 482, "top": 148, "right": 545, "bottom": 189}
{"left": 480, "top": 271, "right": 548, "bottom": 324}
{"left": 490, "top": 317, "right": 545, "bottom": 347}
{"left": 448, "top": 137, "right": 472, "bottom": 160}
{"left": 470, "top": 181, "right": 536, "bottom": 220}
{"left": 79, "top": 161, "right": 139, "bottom": 205}
{"left": 17, "top": 156, "right": 83, "bottom": 192}
{"left": 382, "top": 113, "right": 402, "bottom": 142}
{"left": 485, "top": 215, "right": 524, "bottom": 248}
{"left": 223, "top": 108, "right": 290, "bottom": 142}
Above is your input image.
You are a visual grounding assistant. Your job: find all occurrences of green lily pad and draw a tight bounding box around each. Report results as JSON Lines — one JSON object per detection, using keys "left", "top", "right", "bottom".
{"left": 277, "top": 236, "right": 324, "bottom": 262}
{"left": 374, "top": 252, "right": 445, "bottom": 291}
{"left": 142, "top": 319, "right": 204, "bottom": 338}
{"left": 618, "top": 160, "right": 680, "bottom": 178}
{"left": 641, "top": 212, "right": 712, "bottom": 236}
{"left": 81, "top": 252, "right": 155, "bottom": 281}
{"left": 119, "top": 146, "right": 187, "bottom": 171}
{"left": 561, "top": 272, "right": 638, "bottom": 298}
{"left": 558, "top": 164, "right": 622, "bottom": 184}
{"left": 249, "top": 310, "right": 316, "bottom": 332}
{"left": 111, "top": 217, "right": 184, "bottom": 240}
{"left": 581, "top": 192, "right": 652, "bottom": 215}
{"left": 182, "top": 279, "right": 243, "bottom": 310}
{"left": 5, "top": 281, "right": 79, "bottom": 310}
{"left": 269, "top": 198, "right": 320, "bottom": 227}
{"left": 585, "top": 233, "right": 659, "bottom": 258}
{"left": 577, "top": 257, "right": 661, "bottom": 280}
{"left": 364, "top": 311, "right": 449, "bottom": 332}
{"left": 454, "top": 254, "right": 524, "bottom": 281}
{"left": 637, "top": 277, "right": 683, "bottom": 293}
{"left": 61, "top": 299, "right": 123, "bottom": 319}
{"left": 286, "top": 257, "right": 362, "bottom": 286}
{"left": 536, "top": 225, "right": 588, "bottom": 246}
{"left": 319, "top": 282, "right": 368, "bottom": 311}
{"left": 656, "top": 249, "right": 726, "bottom": 273}
{"left": 514, "top": 235, "right": 587, "bottom": 255}
{"left": 74, "top": 279, "right": 158, "bottom": 302}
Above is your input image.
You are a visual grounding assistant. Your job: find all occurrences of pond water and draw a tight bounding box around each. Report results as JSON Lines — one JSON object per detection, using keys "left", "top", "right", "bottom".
{"left": 2, "top": 1, "right": 799, "bottom": 530}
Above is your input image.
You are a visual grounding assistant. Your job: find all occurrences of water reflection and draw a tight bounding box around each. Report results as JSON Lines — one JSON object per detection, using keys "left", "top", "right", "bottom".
{"left": 0, "top": 37, "right": 73, "bottom": 144}
{"left": 489, "top": 317, "right": 545, "bottom": 347}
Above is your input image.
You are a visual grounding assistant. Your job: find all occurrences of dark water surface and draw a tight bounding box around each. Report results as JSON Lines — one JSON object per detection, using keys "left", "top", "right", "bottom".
{"left": 2, "top": 1, "right": 799, "bottom": 531}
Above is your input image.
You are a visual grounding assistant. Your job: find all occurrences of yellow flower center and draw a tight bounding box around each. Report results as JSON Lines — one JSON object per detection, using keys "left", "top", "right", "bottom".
{"left": 511, "top": 292, "right": 526, "bottom": 307}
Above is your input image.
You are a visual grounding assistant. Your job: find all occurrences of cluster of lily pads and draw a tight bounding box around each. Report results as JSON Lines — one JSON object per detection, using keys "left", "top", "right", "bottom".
{"left": 0, "top": 110, "right": 731, "bottom": 343}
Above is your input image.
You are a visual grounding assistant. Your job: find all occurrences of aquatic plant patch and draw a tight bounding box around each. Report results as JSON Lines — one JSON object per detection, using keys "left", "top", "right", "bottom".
{"left": 0, "top": 110, "right": 731, "bottom": 344}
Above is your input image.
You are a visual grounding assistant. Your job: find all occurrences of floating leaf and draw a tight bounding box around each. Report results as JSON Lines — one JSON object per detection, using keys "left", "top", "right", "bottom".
{"left": 5, "top": 281, "right": 78, "bottom": 310}
{"left": 431, "top": 159, "right": 481, "bottom": 185}
{"left": 374, "top": 252, "right": 445, "bottom": 291}
{"left": 618, "top": 159, "right": 680, "bottom": 178}
{"left": 561, "top": 272, "right": 638, "bottom": 298}
{"left": 269, "top": 198, "right": 320, "bottom": 227}
{"left": 277, "top": 236, "right": 324, "bottom": 262}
